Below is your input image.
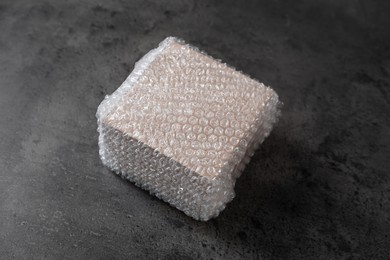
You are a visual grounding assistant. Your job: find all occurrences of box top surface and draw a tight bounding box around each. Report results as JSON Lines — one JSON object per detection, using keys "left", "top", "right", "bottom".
{"left": 100, "top": 38, "right": 278, "bottom": 179}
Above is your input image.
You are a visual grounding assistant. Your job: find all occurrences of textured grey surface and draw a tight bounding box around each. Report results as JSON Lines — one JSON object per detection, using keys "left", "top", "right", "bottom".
{"left": 0, "top": 0, "right": 389, "bottom": 259}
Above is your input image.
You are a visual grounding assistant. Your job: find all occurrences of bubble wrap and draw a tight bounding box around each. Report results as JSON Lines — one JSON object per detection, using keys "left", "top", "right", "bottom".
{"left": 96, "top": 37, "right": 280, "bottom": 221}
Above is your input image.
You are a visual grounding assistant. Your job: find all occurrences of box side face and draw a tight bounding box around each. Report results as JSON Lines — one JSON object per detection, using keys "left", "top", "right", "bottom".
{"left": 98, "top": 122, "right": 235, "bottom": 220}
{"left": 104, "top": 40, "right": 280, "bottom": 180}
{"left": 230, "top": 92, "right": 280, "bottom": 179}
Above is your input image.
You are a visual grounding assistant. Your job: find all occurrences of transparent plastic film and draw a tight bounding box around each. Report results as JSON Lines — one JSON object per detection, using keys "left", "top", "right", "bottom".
{"left": 96, "top": 37, "right": 281, "bottom": 221}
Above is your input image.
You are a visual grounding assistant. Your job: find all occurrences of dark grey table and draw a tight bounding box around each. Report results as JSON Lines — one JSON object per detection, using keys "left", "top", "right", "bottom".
{"left": 1, "top": 0, "right": 389, "bottom": 259}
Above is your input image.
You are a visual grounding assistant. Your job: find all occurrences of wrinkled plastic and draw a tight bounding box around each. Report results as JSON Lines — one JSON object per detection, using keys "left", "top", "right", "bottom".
{"left": 96, "top": 37, "right": 281, "bottom": 221}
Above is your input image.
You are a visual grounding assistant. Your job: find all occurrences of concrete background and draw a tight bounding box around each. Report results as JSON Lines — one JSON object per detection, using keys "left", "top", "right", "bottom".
{"left": 1, "top": 0, "right": 390, "bottom": 259}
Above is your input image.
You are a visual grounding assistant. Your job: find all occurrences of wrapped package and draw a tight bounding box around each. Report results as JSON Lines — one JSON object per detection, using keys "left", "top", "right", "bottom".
{"left": 96, "top": 37, "right": 280, "bottom": 221}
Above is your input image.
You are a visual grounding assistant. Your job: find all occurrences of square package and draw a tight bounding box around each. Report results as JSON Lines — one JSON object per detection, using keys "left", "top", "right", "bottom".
{"left": 96, "top": 37, "right": 280, "bottom": 221}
